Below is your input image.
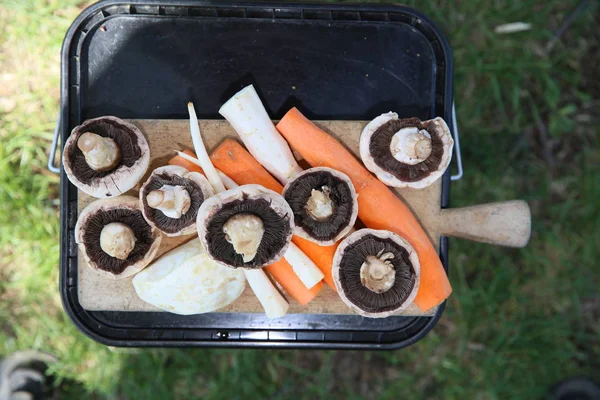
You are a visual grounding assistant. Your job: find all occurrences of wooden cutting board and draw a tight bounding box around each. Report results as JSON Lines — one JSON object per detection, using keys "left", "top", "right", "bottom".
{"left": 77, "top": 119, "right": 530, "bottom": 316}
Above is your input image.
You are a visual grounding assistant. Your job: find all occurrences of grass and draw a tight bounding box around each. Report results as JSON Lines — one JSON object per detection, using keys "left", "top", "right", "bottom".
{"left": 0, "top": 0, "right": 598, "bottom": 399}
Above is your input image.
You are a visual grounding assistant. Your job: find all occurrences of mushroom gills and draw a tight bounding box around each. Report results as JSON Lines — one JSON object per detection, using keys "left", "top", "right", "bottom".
{"left": 81, "top": 208, "right": 156, "bottom": 275}
{"left": 141, "top": 169, "right": 211, "bottom": 236}
{"left": 77, "top": 132, "right": 122, "bottom": 172}
{"left": 99, "top": 222, "right": 136, "bottom": 260}
{"left": 63, "top": 117, "right": 150, "bottom": 198}
{"left": 200, "top": 188, "right": 293, "bottom": 269}
{"left": 369, "top": 118, "right": 445, "bottom": 182}
{"left": 146, "top": 185, "right": 191, "bottom": 219}
{"left": 223, "top": 213, "right": 265, "bottom": 263}
{"left": 283, "top": 168, "right": 357, "bottom": 244}
{"left": 337, "top": 234, "right": 416, "bottom": 314}
{"left": 361, "top": 115, "right": 454, "bottom": 187}
{"left": 204, "top": 197, "right": 290, "bottom": 268}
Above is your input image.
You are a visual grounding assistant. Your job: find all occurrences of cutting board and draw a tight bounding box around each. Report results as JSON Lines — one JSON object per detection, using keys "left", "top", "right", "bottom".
{"left": 77, "top": 119, "right": 530, "bottom": 316}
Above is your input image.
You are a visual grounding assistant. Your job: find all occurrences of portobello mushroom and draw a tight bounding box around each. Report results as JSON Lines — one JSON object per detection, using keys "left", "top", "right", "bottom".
{"left": 332, "top": 229, "right": 420, "bottom": 318}
{"left": 63, "top": 116, "right": 150, "bottom": 198}
{"left": 140, "top": 166, "right": 214, "bottom": 237}
{"left": 282, "top": 167, "right": 358, "bottom": 245}
{"left": 75, "top": 196, "right": 162, "bottom": 279}
{"left": 197, "top": 184, "right": 293, "bottom": 269}
{"left": 360, "top": 112, "right": 453, "bottom": 189}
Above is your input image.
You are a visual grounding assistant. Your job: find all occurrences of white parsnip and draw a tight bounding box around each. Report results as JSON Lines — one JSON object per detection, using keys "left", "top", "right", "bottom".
{"left": 187, "top": 103, "right": 289, "bottom": 318}
{"left": 283, "top": 243, "right": 325, "bottom": 289}
{"left": 187, "top": 102, "right": 226, "bottom": 193}
{"left": 218, "top": 85, "right": 303, "bottom": 184}
{"left": 244, "top": 269, "right": 289, "bottom": 319}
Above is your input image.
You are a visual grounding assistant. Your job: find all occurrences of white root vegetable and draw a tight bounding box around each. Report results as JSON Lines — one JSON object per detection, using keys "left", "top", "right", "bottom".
{"left": 244, "top": 269, "right": 289, "bottom": 318}
{"left": 218, "top": 85, "right": 302, "bottom": 184}
{"left": 187, "top": 102, "right": 289, "bottom": 318}
{"left": 132, "top": 238, "right": 246, "bottom": 315}
{"left": 188, "top": 102, "right": 226, "bottom": 193}
{"left": 283, "top": 243, "right": 325, "bottom": 289}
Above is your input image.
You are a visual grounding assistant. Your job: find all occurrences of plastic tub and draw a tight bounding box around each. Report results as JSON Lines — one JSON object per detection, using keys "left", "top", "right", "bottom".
{"left": 59, "top": 0, "right": 453, "bottom": 349}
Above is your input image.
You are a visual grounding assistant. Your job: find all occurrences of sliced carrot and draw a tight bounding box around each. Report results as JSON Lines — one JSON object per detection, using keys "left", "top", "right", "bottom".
{"left": 276, "top": 108, "right": 452, "bottom": 312}
{"left": 168, "top": 149, "right": 205, "bottom": 174}
{"left": 211, "top": 139, "right": 338, "bottom": 291}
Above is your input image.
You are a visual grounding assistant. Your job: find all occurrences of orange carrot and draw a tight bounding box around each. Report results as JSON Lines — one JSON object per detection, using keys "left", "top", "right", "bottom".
{"left": 168, "top": 147, "right": 323, "bottom": 305}
{"left": 169, "top": 149, "right": 205, "bottom": 174}
{"left": 276, "top": 108, "right": 452, "bottom": 312}
{"left": 211, "top": 139, "right": 338, "bottom": 291}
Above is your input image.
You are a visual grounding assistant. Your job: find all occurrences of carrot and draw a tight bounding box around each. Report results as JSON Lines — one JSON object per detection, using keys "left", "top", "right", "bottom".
{"left": 211, "top": 139, "right": 338, "bottom": 291}
{"left": 169, "top": 149, "right": 205, "bottom": 174}
{"left": 168, "top": 147, "right": 323, "bottom": 305}
{"left": 276, "top": 108, "right": 452, "bottom": 312}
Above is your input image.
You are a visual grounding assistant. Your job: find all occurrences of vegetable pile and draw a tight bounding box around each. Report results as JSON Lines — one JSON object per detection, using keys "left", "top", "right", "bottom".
{"left": 67, "top": 84, "right": 455, "bottom": 319}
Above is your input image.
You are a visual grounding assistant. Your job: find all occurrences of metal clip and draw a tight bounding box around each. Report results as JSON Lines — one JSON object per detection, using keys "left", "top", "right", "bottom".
{"left": 451, "top": 102, "right": 463, "bottom": 181}
{"left": 47, "top": 114, "right": 61, "bottom": 173}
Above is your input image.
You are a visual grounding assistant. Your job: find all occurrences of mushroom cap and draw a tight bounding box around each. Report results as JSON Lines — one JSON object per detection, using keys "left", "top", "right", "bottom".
{"left": 139, "top": 165, "right": 214, "bottom": 237}
{"left": 282, "top": 167, "right": 358, "bottom": 245}
{"left": 75, "top": 195, "right": 162, "bottom": 280}
{"left": 132, "top": 238, "right": 246, "bottom": 315}
{"left": 63, "top": 116, "right": 150, "bottom": 198}
{"left": 197, "top": 184, "right": 294, "bottom": 269}
{"left": 332, "top": 228, "right": 420, "bottom": 318}
{"left": 359, "top": 112, "right": 454, "bottom": 189}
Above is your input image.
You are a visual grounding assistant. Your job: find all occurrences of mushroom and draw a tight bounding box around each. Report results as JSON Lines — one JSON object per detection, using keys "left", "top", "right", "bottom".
{"left": 139, "top": 166, "right": 214, "bottom": 237}
{"left": 63, "top": 116, "right": 150, "bottom": 198}
{"left": 189, "top": 103, "right": 289, "bottom": 318}
{"left": 75, "top": 196, "right": 162, "bottom": 279}
{"left": 197, "top": 184, "right": 294, "bottom": 269}
{"left": 332, "top": 229, "right": 420, "bottom": 318}
{"left": 359, "top": 112, "right": 454, "bottom": 189}
{"left": 282, "top": 167, "right": 358, "bottom": 245}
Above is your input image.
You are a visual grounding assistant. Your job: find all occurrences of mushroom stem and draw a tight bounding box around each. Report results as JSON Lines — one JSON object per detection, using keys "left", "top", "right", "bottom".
{"left": 99, "top": 222, "right": 136, "bottom": 260}
{"left": 305, "top": 186, "right": 334, "bottom": 221}
{"left": 146, "top": 185, "right": 191, "bottom": 219}
{"left": 218, "top": 85, "right": 303, "bottom": 184}
{"left": 390, "top": 127, "right": 432, "bottom": 165}
{"left": 360, "top": 251, "right": 396, "bottom": 293}
{"left": 223, "top": 213, "right": 265, "bottom": 263}
{"left": 77, "top": 132, "right": 121, "bottom": 172}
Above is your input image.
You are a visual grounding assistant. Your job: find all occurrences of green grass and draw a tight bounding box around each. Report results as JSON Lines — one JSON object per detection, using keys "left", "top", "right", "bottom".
{"left": 1, "top": 0, "right": 598, "bottom": 399}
